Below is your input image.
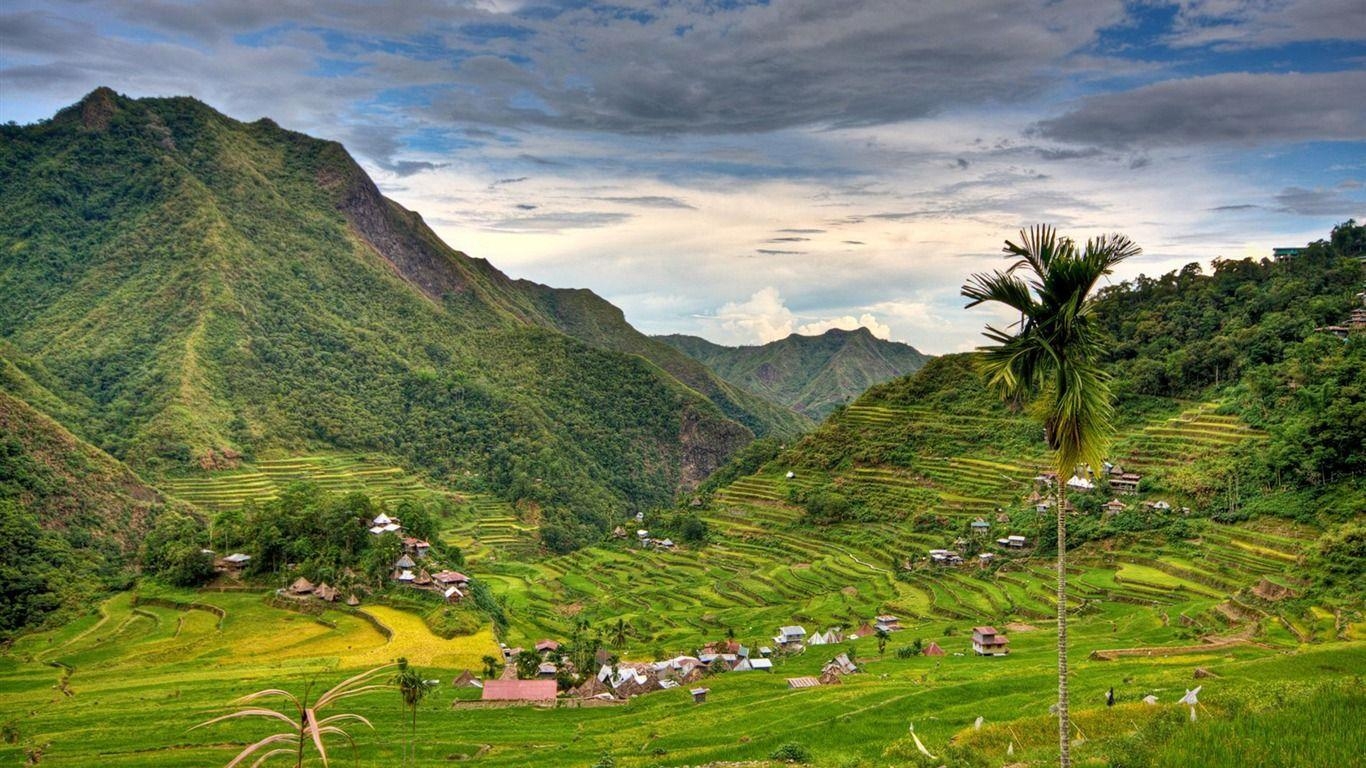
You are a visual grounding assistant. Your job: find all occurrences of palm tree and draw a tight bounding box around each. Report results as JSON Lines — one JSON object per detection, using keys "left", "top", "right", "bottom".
{"left": 962, "top": 224, "right": 1138, "bottom": 768}
{"left": 192, "top": 663, "right": 394, "bottom": 768}
{"left": 393, "top": 658, "right": 434, "bottom": 767}
{"left": 610, "top": 618, "right": 631, "bottom": 650}
{"left": 875, "top": 627, "right": 890, "bottom": 657}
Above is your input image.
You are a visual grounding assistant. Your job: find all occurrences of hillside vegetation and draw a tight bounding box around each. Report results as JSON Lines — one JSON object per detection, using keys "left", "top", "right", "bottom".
{"left": 0, "top": 88, "right": 805, "bottom": 555}
{"left": 659, "top": 326, "right": 930, "bottom": 419}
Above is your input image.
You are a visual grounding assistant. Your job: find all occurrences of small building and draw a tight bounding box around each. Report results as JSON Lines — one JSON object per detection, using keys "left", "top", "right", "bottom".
{"left": 746, "top": 658, "right": 773, "bottom": 671}
{"left": 1103, "top": 498, "right": 1128, "bottom": 516}
{"left": 874, "top": 615, "right": 902, "bottom": 632}
{"left": 690, "top": 687, "right": 709, "bottom": 703}
{"left": 452, "top": 669, "right": 482, "bottom": 689}
{"left": 288, "top": 577, "right": 315, "bottom": 595}
{"left": 824, "top": 653, "right": 858, "bottom": 676}
{"left": 314, "top": 582, "right": 340, "bottom": 602}
{"left": 972, "top": 626, "right": 1010, "bottom": 656}
{"left": 395, "top": 554, "right": 416, "bottom": 570}
{"left": 786, "top": 676, "right": 822, "bottom": 689}
{"left": 346, "top": 593, "right": 361, "bottom": 607}
{"left": 481, "top": 679, "right": 558, "bottom": 703}
{"left": 977, "top": 552, "right": 996, "bottom": 567}
{"left": 433, "top": 570, "right": 470, "bottom": 588}
{"left": 785, "top": 471, "right": 796, "bottom": 479}
{"left": 653, "top": 538, "right": 676, "bottom": 550}
{"left": 775, "top": 625, "right": 807, "bottom": 647}
{"left": 402, "top": 537, "right": 432, "bottom": 558}
{"left": 929, "top": 549, "right": 963, "bottom": 565}
{"left": 970, "top": 519, "right": 991, "bottom": 535}
{"left": 1067, "top": 475, "right": 1095, "bottom": 492}
{"left": 220, "top": 553, "right": 251, "bottom": 571}
{"left": 536, "top": 662, "right": 558, "bottom": 678}
{"left": 1143, "top": 500, "right": 1172, "bottom": 512}
{"left": 535, "top": 639, "right": 561, "bottom": 656}
{"left": 1272, "top": 246, "right": 1303, "bottom": 262}
{"left": 923, "top": 641, "right": 946, "bottom": 657}
{"left": 997, "top": 535, "right": 1028, "bottom": 549}
{"left": 1109, "top": 473, "right": 1141, "bottom": 494}
{"left": 611, "top": 526, "right": 627, "bottom": 539}
{"left": 443, "top": 586, "right": 464, "bottom": 602}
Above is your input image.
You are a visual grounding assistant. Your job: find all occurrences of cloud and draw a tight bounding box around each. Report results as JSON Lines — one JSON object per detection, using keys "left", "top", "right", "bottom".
{"left": 598, "top": 195, "right": 695, "bottom": 209}
{"left": 486, "top": 211, "right": 632, "bottom": 232}
{"left": 1166, "top": 0, "right": 1366, "bottom": 49}
{"left": 1273, "top": 186, "right": 1363, "bottom": 216}
{"left": 797, "top": 313, "right": 892, "bottom": 339}
{"left": 710, "top": 287, "right": 796, "bottom": 344}
{"left": 1034, "top": 71, "right": 1366, "bottom": 148}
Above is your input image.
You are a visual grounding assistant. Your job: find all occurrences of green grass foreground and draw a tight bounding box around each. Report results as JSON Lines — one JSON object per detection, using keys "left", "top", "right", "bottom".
{"left": 1, "top": 579, "right": 1361, "bottom": 767}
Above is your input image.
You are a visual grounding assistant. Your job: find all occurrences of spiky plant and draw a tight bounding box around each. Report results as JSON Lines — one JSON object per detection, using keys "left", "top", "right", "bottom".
{"left": 962, "top": 224, "right": 1138, "bottom": 768}
{"left": 191, "top": 664, "right": 394, "bottom": 768}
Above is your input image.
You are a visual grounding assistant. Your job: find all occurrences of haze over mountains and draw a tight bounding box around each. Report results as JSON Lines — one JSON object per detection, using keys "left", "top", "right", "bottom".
{"left": 658, "top": 328, "right": 931, "bottom": 419}
{"left": 0, "top": 88, "right": 808, "bottom": 551}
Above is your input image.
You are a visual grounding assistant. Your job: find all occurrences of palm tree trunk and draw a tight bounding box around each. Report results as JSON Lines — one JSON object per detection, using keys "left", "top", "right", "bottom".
{"left": 1056, "top": 481, "right": 1070, "bottom": 768}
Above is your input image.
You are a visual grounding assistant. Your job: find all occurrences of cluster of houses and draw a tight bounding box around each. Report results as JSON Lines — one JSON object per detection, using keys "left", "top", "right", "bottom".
{"left": 283, "top": 576, "right": 358, "bottom": 606}
{"left": 1316, "top": 290, "right": 1366, "bottom": 339}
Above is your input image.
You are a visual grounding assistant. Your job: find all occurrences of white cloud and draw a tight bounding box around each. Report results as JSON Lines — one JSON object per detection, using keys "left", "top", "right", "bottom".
{"left": 797, "top": 313, "right": 891, "bottom": 339}
{"left": 710, "top": 287, "right": 796, "bottom": 345}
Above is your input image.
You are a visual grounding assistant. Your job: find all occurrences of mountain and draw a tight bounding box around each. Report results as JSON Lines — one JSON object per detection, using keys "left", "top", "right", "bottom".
{"left": 0, "top": 88, "right": 803, "bottom": 550}
{"left": 657, "top": 326, "right": 931, "bottom": 419}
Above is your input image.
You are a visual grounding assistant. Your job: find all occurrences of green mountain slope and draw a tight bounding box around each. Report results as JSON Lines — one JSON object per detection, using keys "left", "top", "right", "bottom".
{"left": 0, "top": 88, "right": 795, "bottom": 549}
{"left": 658, "top": 327, "right": 931, "bottom": 419}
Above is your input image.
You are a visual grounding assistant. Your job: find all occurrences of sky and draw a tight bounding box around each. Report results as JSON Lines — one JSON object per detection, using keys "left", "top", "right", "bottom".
{"left": 2, "top": 1, "right": 1364, "bottom": 353}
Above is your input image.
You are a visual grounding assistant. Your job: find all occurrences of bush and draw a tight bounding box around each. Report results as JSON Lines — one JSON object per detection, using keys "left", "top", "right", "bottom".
{"left": 770, "top": 742, "right": 812, "bottom": 763}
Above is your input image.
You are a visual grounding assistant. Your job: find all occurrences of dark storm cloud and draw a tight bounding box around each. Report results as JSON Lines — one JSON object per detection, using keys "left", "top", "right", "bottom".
{"left": 1034, "top": 71, "right": 1366, "bottom": 148}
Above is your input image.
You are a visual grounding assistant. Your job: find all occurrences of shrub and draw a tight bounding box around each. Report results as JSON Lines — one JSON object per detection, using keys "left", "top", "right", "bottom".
{"left": 770, "top": 742, "right": 812, "bottom": 763}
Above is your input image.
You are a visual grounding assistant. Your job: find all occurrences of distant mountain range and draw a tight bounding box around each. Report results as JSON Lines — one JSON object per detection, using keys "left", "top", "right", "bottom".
{"left": 0, "top": 88, "right": 805, "bottom": 551}
{"left": 657, "top": 327, "right": 931, "bottom": 419}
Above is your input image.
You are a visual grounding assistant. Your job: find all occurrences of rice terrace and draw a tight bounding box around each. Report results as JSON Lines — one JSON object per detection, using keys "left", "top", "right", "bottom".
{"left": 2, "top": 4, "right": 1365, "bottom": 768}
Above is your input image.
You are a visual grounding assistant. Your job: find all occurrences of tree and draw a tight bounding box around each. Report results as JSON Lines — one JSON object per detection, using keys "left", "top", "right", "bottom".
{"left": 481, "top": 655, "right": 501, "bottom": 680}
{"left": 392, "top": 658, "right": 434, "bottom": 767}
{"left": 610, "top": 618, "right": 631, "bottom": 650}
{"left": 962, "top": 224, "right": 1138, "bottom": 768}
{"left": 515, "top": 649, "right": 540, "bottom": 680}
{"left": 875, "top": 627, "right": 890, "bottom": 656}
{"left": 191, "top": 664, "right": 393, "bottom": 768}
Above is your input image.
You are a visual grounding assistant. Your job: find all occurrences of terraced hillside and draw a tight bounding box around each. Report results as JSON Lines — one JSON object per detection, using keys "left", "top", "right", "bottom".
{"left": 158, "top": 454, "right": 445, "bottom": 510}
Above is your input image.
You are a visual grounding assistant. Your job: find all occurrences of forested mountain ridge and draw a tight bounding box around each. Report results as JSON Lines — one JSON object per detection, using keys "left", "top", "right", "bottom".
{"left": 657, "top": 326, "right": 931, "bottom": 419}
{"left": 0, "top": 88, "right": 798, "bottom": 548}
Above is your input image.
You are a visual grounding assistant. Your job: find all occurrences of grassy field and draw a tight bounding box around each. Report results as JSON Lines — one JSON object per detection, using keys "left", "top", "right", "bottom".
{"left": 1, "top": 582, "right": 1360, "bottom": 767}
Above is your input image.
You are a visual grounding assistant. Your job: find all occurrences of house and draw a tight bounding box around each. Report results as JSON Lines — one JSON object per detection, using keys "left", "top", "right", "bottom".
{"left": 536, "top": 662, "right": 558, "bottom": 678}
{"left": 1067, "top": 475, "right": 1095, "bottom": 492}
{"left": 394, "top": 554, "right": 416, "bottom": 571}
{"left": 1103, "top": 498, "right": 1128, "bottom": 516}
{"left": 1143, "top": 500, "right": 1172, "bottom": 511}
{"left": 970, "top": 519, "right": 991, "bottom": 535}
{"left": 1109, "top": 473, "right": 1141, "bottom": 494}
{"left": 433, "top": 570, "right": 470, "bottom": 588}
{"left": 611, "top": 526, "right": 627, "bottom": 539}
{"left": 971, "top": 626, "right": 1010, "bottom": 656}
{"left": 775, "top": 625, "right": 807, "bottom": 648}
{"left": 480, "top": 679, "right": 557, "bottom": 703}
{"left": 402, "top": 537, "right": 431, "bottom": 558}
{"left": 369, "top": 513, "right": 402, "bottom": 535}
{"left": 346, "top": 593, "right": 361, "bottom": 607}
{"left": 451, "top": 669, "right": 482, "bottom": 689}
{"left": 850, "top": 622, "right": 877, "bottom": 639}
{"left": 923, "top": 641, "right": 946, "bottom": 657}
{"left": 758, "top": 646, "right": 773, "bottom": 657}
{"left": 314, "top": 582, "right": 340, "bottom": 602}
{"left": 997, "top": 535, "right": 1028, "bottom": 549}
{"left": 1034, "top": 472, "right": 1057, "bottom": 486}
{"left": 977, "top": 552, "right": 996, "bottom": 567}
{"left": 653, "top": 538, "right": 676, "bottom": 550}
{"left": 690, "top": 687, "right": 709, "bottom": 703}
{"left": 823, "top": 653, "right": 858, "bottom": 676}
{"left": 288, "top": 577, "right": 315, "bottom": 595}
{"left": 219, "top": 553, "right": 251, "bottom": 571}
{"left": 1272, "top": 246, "right": 1303, "bottom": 262}
{"left": 396, "top": 569, "right": 415, "bottom": 582}
{"left": 929, "top": 549, "right": 963, "bottom": 566}
{"left": 874, "top": 615, "right": 902, "bottom": 632}
{"left": 746, "top": 658, "right": 773, "bottom": 672}
{"left": 535, "top": 639, "right": 561, "bottom": 656}
{"left": 413, "top": 570, "right": 433, "bottom": 587}
{"left": 443, "top": 586, "right": 464, "bottom": 602}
